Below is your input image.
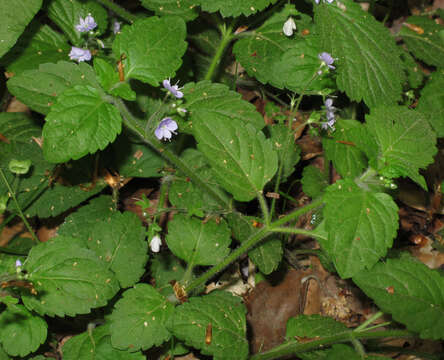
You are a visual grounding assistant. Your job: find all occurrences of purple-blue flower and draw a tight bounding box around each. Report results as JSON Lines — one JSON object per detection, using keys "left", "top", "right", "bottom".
{"left": 318, "top": 52, "right": 335, "bottom": 69}
{"left": 69, "top": 47, "right": 92, "bottom": 62}
{"left": 113, "top": 21, "right": 121, "bottom": 34}
{"left": 15, "top": 259, "right": 22, "bottom": 268}
{"left": 75, "top": 14, "right": 97, "bottom": 33}
{"left": 322, "top": 98, "right": 336, "bottom": 130}
{"left": 155, "top": 118, "right": 178, "bottom": 141}
{"left": 163, "top": 79, "right": 184, "bottom": 99}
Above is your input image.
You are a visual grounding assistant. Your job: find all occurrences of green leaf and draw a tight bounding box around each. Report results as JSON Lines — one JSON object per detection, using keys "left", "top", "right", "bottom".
{"left": 57, "top": 195, "right": 114, "bottom": 241}
{"left": 365, "top": 106, "right": 437, "bottom": 190}
{"left": 286, "top": 314, "right": 347, "bottom": 339}
{"left": 301, "top": 165, "right": 328, "bottom": 199}
{"left": 198, "top": 0, "right": 278, "bottom": 17}
{"left": 48, "top": 0, "right": 108, "bottom": 46}
{"left": 315, "top": 0, "right": 405, "bottom": 108}
{"left": 23, "top": 182, "right": 106, "bottom": 218}
{"left": 89, "top": 211, "right": 148, "bottom": 288}
{"left": 353, "top": 256, "right": 444, "bottom": 340}
{"left": 193, "top": 111, "right": 278, "bottom": 202}
{"left": 42, "top": 85, "right": 122, "bottom": 163}
{"left": 7, "top": 61, "right": 100, "bottom": 115}
{"left": 0, "top": 0, "right": 42, "bottom": 58}
{"left": 321, "top": 180, "right": 399, "bottom": 278}
{"left": 62, "top": 324, "right": 145, "bottom": 360}
{"left": 166, "top": 214, "right": 231, "bottom": 266}
{"left": 109, "top": 284, "right": 174, "bottom": 351}
{"left": 0, "top": 346, "right": 8, "bottom": 360}
{"left": 4, "top": 23, "right": 70, "bottom": 76}
{"left": 323, "top": 120, "right": 367, "bottom": 178}
{"left": 169, "top": 149, "right": 229, "bottom": 217}
{"left": 168, "top": 291, "right": 248, "bottom": 360}
{"left": 0, "top": 112, "right": 40, "bottom": 142}
{"left": 0, "top": 304, "right": 47, "bottom": 357}
{"left": 22, "top": 236, "right": 119, "bottom": 317}
{"left": 140, "top": 0, "right": 199, "bottom": 21}
{"left": 417, "top": 71, "right": 444, "bottom": 137}
{"left": 400, "top": 50, "right": 424, "bottom": 89}
{"left": 227, "top": 213, "right": 282, "bottom": 275}
{"left": 399, "top": 16, "right": 444, "bottom": 68}
{"left": 112, "top": 17, "right": 187, "bottom": 86}
{"left": 183, "top": 81, "right": 265, "bottom": 133}
{"left": 110, "top": 133, "right": 164, "bottom": 178}
{"left": 269, "top": 124, "right": 301, "bottom": 181}
{"left": 151, "top": 253, "right": 186, "bottom": 289}
{"left": 93, "top": 58, "right": 136, "bottom": 101}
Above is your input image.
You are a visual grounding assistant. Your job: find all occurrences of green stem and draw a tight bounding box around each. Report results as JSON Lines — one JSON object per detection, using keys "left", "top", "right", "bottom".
{"left": 257, "top": 192, "right": 270, "bottom": 226}
{"left": 249, "top": 329, "right": 415, "bottom": 360}
{"left": 268, "top": 226, "right": 327, "bottom": 241}
{"left": 355, "top": 311, "right": 384, "bottom": 332}
{"left": 95, "top": 0, "right": 137, "bottom": 23}
{"left": 113, "top": 98, "right": 232, "bottom": 211}
{"left": 204, "top": 22, "right": 234, "bottom": 81}
{"left": 0, "top": 169, "right": 38, "bottom": 243}
{"left": 271, "top": 197, "right": 324, "bottom": 228}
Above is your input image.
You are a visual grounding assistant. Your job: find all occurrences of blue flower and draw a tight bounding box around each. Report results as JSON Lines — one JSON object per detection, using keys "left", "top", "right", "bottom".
{"left": 15, "top": 259, "right": 22, "bottom": 268}
{"left": 318, "top": 52, "right": 335, "bottom": 69}
{"left": 283, "top": 17, "right": 297, "bottom": 37}
{"left": 163, "top": 79, "right": 184, "bottom": 99}
{"left": 75, "top": 14, "right": 97, "bottom": 33}
{"left": 69, "top": 47, "right": 92, "bottom": 62}
{"left": 155, "top": 118, "right": 178, "bottom": 141}
{"left": 113, "top": 21, "right": 121, "bottom": 34}
{"left": 322, "top": 98, "right": 336, "bottom": 130}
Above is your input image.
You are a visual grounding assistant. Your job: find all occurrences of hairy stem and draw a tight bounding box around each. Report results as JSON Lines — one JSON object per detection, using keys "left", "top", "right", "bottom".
{"left": 204, "top": 22, "right": 234, "bottom": 81}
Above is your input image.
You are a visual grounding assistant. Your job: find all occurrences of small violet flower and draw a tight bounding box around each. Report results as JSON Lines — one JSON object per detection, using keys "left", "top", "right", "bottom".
{"left": 283, "top": 17, "right": 297, "bottom": 37}
{"left": 69, "top": 47, "right": 92, "bottom": 62}
{"left": 15, "top": 259, "right": 22, "bottom": 268}
{"left": 75, "top": 14, "right": 97, "bottom": 33}
{"left": 318, "top": 52, "right": 335, "bottom": 69}
{"left": 163, "top": 79, "right": 184, "bottom": 99}
{"left": 150, "top": 235, "right": 162, "bottom": 253}
{"left": 322, "top": 98, "right": 336, "bottom": 130}
{"left": 113, "top": 21, "right": 121, "bottom": 34}
{"left": 155, "top": 118, "right": 178, "bottom": 141}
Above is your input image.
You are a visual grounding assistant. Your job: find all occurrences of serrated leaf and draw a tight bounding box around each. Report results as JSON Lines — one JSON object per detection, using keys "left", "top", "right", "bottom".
{"left": 269, "top": 124, "right": 301, "bottom": 181}
{"left": 110, "top": 284, "right": 174, "bottom": 351}
{"left": 23, "top": 182, "right": 106, "bottom": 218}
{"left": 151, "top": 253, "right": 186, "bottom": 288}
{"left": 0, "top": 304, "right": 47, "bottom": 357}
{"left": 400, "top": 50, "right": 424, "bottom": 89}
{"left": 0, "top": 0, "right": 42, "bottom": 58}
{"left": 169, "top": 149, "right": 228, "bottom": 217}
{"left": 111, "top": 132, "right": 164, "bottom": 178}
{"left": 140, "top": 0, "right": 199, "bottom": 21}
{"left": 399, "top": 16, "right": 444, "bottom": 68}
{"left": 89, "top": 212, "right": 148, "bottom": 288}
{"left": 113, "top": 17, "right": 187, "bottom": 86}
{"left": 7, "top": 61, "right": 100, "bottom": 115}
{"left": 93, "top": 58, "right": 136, "bottom": 101}
{"left": 4, "top": 23, "right": 70, "bottom": 75}
{"left": 63, "top": 324, "right": 145, "bottom": 360}
{"left": 227, "top": 213, "right": 282, "bottom": 275}
{"left": 353, "top": 256, "right": 444, "bottom": 339}
{"left": 286, "top": 314, "right": 348, "bottom": 339}
{"left": 301, "top": 165, "right": 328, "bottom": 199}
{"left": 315, "top": 0, "right": 405, "bottom": 108}
{"left": 321, "top": 180, "right": 398, "bottom": 278}
{"left": 193, "top": 111, "right": 278, "bottom": 202}
{"left": 58, "top": 195, "right": 114, "bottom": 240}
{"left": 166, "top": 214, "right": 231, "bottom": 266}
{"left": 183, "top": 81, "right": 265, "bottom": 133}
{"left": 198, "top": 0, "right": 278, "bottom": 17}
{"left": 366, "top": 106, "right": 437, "bottom": 190}
{"left": 417, "top": 71, "right": 444, "bottom": 137}
{"left": 22, "top": 236, "right": 119, "bottom": 317}
{"left": 168, "top": 291, "right": 248, "bottom": 360}
{"left": 42, "top": 85, "right": 122, "bottom": 163}
{"left": 48, "top": 0, "right": 108, "bottom": 46}
{"left": 323, "top": 120, "right": 367, "bottom": 178}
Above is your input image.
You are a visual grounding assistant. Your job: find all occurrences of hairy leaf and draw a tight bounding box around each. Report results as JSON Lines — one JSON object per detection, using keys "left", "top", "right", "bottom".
{"left": 113, "top": 17, "right": 187, "bottom": 86}
{"left": 42, "top": 85, "right": 122, "bottom": 163}
{"left": 198, "top": 0, "right": 278, "bottom": 17}
{"left": 0, "top": 304, "right": 47, "bottom": 357}
{"left": 193, "top": 111, "right": 278, "bottom": 202}
{"left": 301, "top": 165, "right": 328, "bottom": 199}
{"left": 366, "top": 106, "right": 437, "bottom": 190}
{"left": 315, "top": 0, "right": 405, "bottom": 108}
{"left": 140, "top": 0, "right": 198, "bottom": 21}
{"left": 167, "top": 291, "right": 248, "bottom": 360}
{"left": 89, "top": 211, "right": 148, "bottom": 288}
{"left": 417, "top": 70, "right": 444, "bottom": 137}
{"left": 0, "top": 0, "right": 42, "bottom": 58}
{"left": 166, "top": 214, "right": 231, "bottom": 266}
{"left": 353, "top": 256, "right": 444, "bottom": 339}
{"left": 110, "top": 284, "right": 174, "bottom": 351}
{"left": 22, "top": 236, "right": 119, "bottom": 317}
{"left": 321, "top": 180, "right": 398, "bottom": 278}
{"left": 400, "top": 50, "right": 424, "bottom": 89}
